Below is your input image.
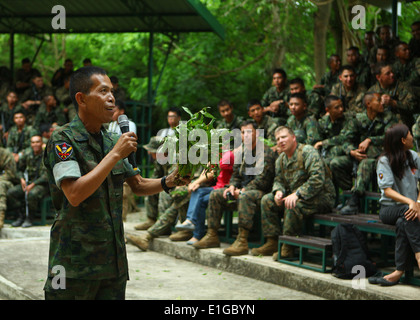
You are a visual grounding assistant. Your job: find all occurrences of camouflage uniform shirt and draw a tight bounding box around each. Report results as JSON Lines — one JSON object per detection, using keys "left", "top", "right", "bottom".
{"left": 43, "top": 114, "right": 138, "bottom": 281}
{"left": 342, "top": 110, "right": 399, "bottom": 158}
{"left": 272, "top": 143, "right": 334, "bottom": 201}
{"left": 230, "top": 144, "right": 277, "bottom": 194}
{"left": 330, "top": 82, "right": 366, "bottom": 115}
{"left": 286, "top": 113, "right": 322, "bottom": 146}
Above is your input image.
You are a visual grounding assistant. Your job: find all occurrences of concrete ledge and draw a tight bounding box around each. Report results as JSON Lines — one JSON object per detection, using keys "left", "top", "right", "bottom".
{"left": 145, "top": 235, "right": 419, "bottom": 300}
{"left": 0, "top": 274, "right": 36, "bottom": 300}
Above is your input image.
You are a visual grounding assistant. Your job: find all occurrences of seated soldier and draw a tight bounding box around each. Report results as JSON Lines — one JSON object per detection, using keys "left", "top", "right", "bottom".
{"left": 51, "top": 58, "right": 74, "bottom": 89}
{"left": 55, "top": 75, "right": 76, "bottom": 123}
{"left": 288, "top": 77, "right": 324, "bottom": 119}
{"left": 330, "top": 65, "right": 367, "bottom": 115}
{"left": 126, "top": 183, "right": 192, "bottom": 251}
{"left": 246, "top": 99, "right": 278, "bottom": 145}
{"left": 331, "top": 92, "right": 399, "bottom": 215}
{"left": 193, "top": 120, "right": 277, "bottom": 256}
{"left": 19, "top": 75, "right": 53, "bottom": 125}
{"left": 252, "top": 126, "right": 335, "bottom": 258}
{"left": 315, "top": 95, "right": 355, "bottom": 202}
{"left": 346, "top": 46, "right": 372, "bottom": 89}
{"left": 33, "top": 95, "right": 67, "bottom": 132}
{"left": 6, "top": 110, "right": 37, "bottom": 163}
{"left": 7, "top": 134, "right": 48, "bottom": 228}
{"left": 14, "top": 58, "right": 41, "bottom": 96}
{"left": 368, "top": 62, "right": 417, "bottom": 128}
{"left": 260, "top": 68, "right": 290, "bottom": 125}
{"left": 392, "top": 41, "right": 418, "bottom": 84}
{"left": 313, "top": 54, "right": 341, "bottom": 97}
{"left": 0, "top": 90, "right": 24, "bottom": 147}
{"left": 215, "top": 99, "right": 244, "bottom": 131}
{"left": 285, "top": 92, "right": 322, "bottom": 146}
{"left": 0, "top": 147, "right": 18, "bottom": 229}
{"left": 133, "top": 136, "right": 170, "bottom": 230}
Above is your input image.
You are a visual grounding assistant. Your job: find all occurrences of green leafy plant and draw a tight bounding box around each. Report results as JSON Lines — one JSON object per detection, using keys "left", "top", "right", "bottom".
{"left": 162, "top": 107, "right": 230, "bottom": 183}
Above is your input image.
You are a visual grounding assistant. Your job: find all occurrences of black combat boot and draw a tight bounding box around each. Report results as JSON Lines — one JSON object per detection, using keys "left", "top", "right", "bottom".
{"left": 11, "top": 211, "right": 25, "bottom": 227}
{"left": 339, "top": 192, "right": 361, "bottom": 215}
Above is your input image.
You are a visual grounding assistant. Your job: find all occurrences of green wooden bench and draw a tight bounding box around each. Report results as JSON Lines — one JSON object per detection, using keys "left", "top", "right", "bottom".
{"left": 277, "top": 235, "right": 332, "bottom": 273}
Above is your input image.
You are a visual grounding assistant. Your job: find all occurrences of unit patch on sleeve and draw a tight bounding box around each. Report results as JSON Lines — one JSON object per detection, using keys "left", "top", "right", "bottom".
{"left": 55, "top": 142, "right": 73, "bottom": 161}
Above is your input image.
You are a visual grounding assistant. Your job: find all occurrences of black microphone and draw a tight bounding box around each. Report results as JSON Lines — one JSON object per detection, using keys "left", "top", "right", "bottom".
{"left": 117, "top": 114, "right": 138, "bottom": 171}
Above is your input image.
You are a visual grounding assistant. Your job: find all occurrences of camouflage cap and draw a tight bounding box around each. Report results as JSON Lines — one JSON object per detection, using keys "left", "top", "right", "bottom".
{"left": 142, "top": 136, "right": 163, "bottom": 153}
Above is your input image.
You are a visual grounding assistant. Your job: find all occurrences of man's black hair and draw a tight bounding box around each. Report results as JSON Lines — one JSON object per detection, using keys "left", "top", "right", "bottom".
{"left": 338, "top": 64, "right": 356, "bottom": 75}
{"left": 168, "top": 106, "right": 181, "bottom": 117}
{"left": 289, "top": 78, "right": 305, "bottom": 87}
{"left": 289, "top": 92, "right": 307, "bottom": 104}
{"left": 69, "top": 66, "right": 107, "bottom": 111}
{"left": 115, "top": 99, "right": 126, "bottom": 111}
{"left": 240, "top": 119, "right": 258, "bottom": 130}
{"left": 246, "top": 98, "right": 262, "bottom": 111}
{"left": 217, "top": 99, "right": 233, "bottom": 109}
{"left": 324, "top": 95, "right": 341, "bottom": 109}
{"left": 272, "top": 68, "right": 287, "bottom": 79}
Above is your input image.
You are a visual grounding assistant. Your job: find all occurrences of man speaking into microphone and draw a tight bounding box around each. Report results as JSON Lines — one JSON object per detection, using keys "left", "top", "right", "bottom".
{"left": 42, "top": 66, "right": 189, "bottom": 300}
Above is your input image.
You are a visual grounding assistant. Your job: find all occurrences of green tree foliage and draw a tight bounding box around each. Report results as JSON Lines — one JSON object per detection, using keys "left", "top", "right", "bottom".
{"left": 0, "top": 1, "right": 418, "bottom": 134}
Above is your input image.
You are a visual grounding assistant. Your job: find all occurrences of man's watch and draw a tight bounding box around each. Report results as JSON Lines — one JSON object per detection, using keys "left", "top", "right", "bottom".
{"left": 161, "top": 176, "right": 175, "bottom": 194}
{"left": 296, "top": 190, "right": 303, "bottom": 199}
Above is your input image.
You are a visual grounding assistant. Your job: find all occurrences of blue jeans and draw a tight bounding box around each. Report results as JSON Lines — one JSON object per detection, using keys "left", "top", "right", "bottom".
{"left": 186, "top": 187, "right": 214, "bottom": 239}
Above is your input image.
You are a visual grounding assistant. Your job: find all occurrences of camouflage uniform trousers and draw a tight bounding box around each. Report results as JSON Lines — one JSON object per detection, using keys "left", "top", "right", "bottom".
{"left": 122, "top": 182, "right": 137, "bottom": 221}
{"left": 0, "top": 180, "right": 13, "bottom": 212}
{"left": 7, "top": 183, "right": 48, "bottom": 213}
{"left": 329, "top": 155, "right": 377, "bottom": 194}
{"left": 260, "top": 192, "right": 334, "bottom": 237}
{"left": 44, "top": 273, "right": 127, "bottom": 300}
{"left": 144, "top": 193, "right": 159, "bottom": 221}
{"left": 148, "top": 186, "right": 191, "bottom": 237}
{"left": 207, "top": 188, "right": 265, "bottom": 231}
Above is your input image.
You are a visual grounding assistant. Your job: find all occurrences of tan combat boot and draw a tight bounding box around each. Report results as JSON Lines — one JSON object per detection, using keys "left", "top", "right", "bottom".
{"left": 169, "top": 230, "right": 193, "bottom": 241}
{"left": 250, "top": 237, "right": 278, "bottom": 256}
{"left": 223, "top": 228, "right": 249, "bottom": 256}
{"left": 134, "top": 218, "right": 156, "bottom": 230}
{"left": 126, "top": 232, "right": 153, "bottom": 251}
{"left": 193, "top": 228, "right": 220, "bottom": 249}
{"left": 0, "top": 211, "right": 5, "bottom": 229}
{"left": 280, "top": 243, "right": 295, "bottom": 258}
{"left": 273, "top": 244, "right": 295, "bottom": 261}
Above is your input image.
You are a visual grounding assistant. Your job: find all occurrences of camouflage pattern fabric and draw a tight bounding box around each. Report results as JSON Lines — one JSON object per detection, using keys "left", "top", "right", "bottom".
{"left": 43, "top": 114, "right": 138, "bottom": 285}
{"left": 7, "top": 125, "right": 37, "bottom": 154}
{"left": 318, "top": 114, "right": 355, "bottom": 166}
{"left": 144, "top": 161, "right": 170, "bottom": 221}
{"left": 34, "top": 102, "right": 67, "bottom": 129}
{"left": 261, "top": 143, "right": 334, "bottom": 237}
{"left": 286, "top": 114, "right": 322, "bottom": 146}
{"left": 207, "top": 144, "right": 277, "bottom": 231}
{"left": 305, "top": 90, "right": 325, "bottom": 119}
{"left": 44, "top": 273, "right": 127, "bottom": 300}
{"left": 260, "top": 86, "right": 290, "bottom": 124}
{"left": 148, "top": 185, "right": 191, "bottom": 237}
{"left": 0, "top": 147, "right": 17, "bottom": 211}
{"left": 7, "top": 147, "right": 48, "bottom": 212}
{"left": 254, "top": 114, "right": 279, "bottom": 144}
{"left": 319, "top": 70, "right": 340, "bottom": 96}
{"left": 368, "top": 81, "right": 418, "bottom": 128}
{"left": 330, "top": 110, "right": 398, "bottom": 193}
{"left": 330, "top": 82, "right": 367, "bottom": 115}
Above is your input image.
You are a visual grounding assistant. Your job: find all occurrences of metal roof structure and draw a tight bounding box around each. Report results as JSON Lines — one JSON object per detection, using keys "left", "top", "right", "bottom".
{"left": 0, "top": 0, "right": 225, "bottom": 39}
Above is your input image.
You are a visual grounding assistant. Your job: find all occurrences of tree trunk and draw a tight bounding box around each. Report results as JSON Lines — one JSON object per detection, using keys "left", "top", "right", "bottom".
{"left": 313, "top": 0, "right": 332, "bottom": 84}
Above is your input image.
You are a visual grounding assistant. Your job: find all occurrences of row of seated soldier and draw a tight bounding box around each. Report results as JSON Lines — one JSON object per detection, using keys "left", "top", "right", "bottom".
{"left": 125, "top": 23, "right": 420, "bottom": 283}
{"left": 0, "top": 22, "right": 419, "bottom": 283}
{"left": 0, "top": 56, "right": 130, "bottom": 229}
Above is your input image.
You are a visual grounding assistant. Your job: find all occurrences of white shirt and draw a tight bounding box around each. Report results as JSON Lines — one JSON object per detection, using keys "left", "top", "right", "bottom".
{"left": 108, "top": 119, "right": 137, "bottom": 136}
